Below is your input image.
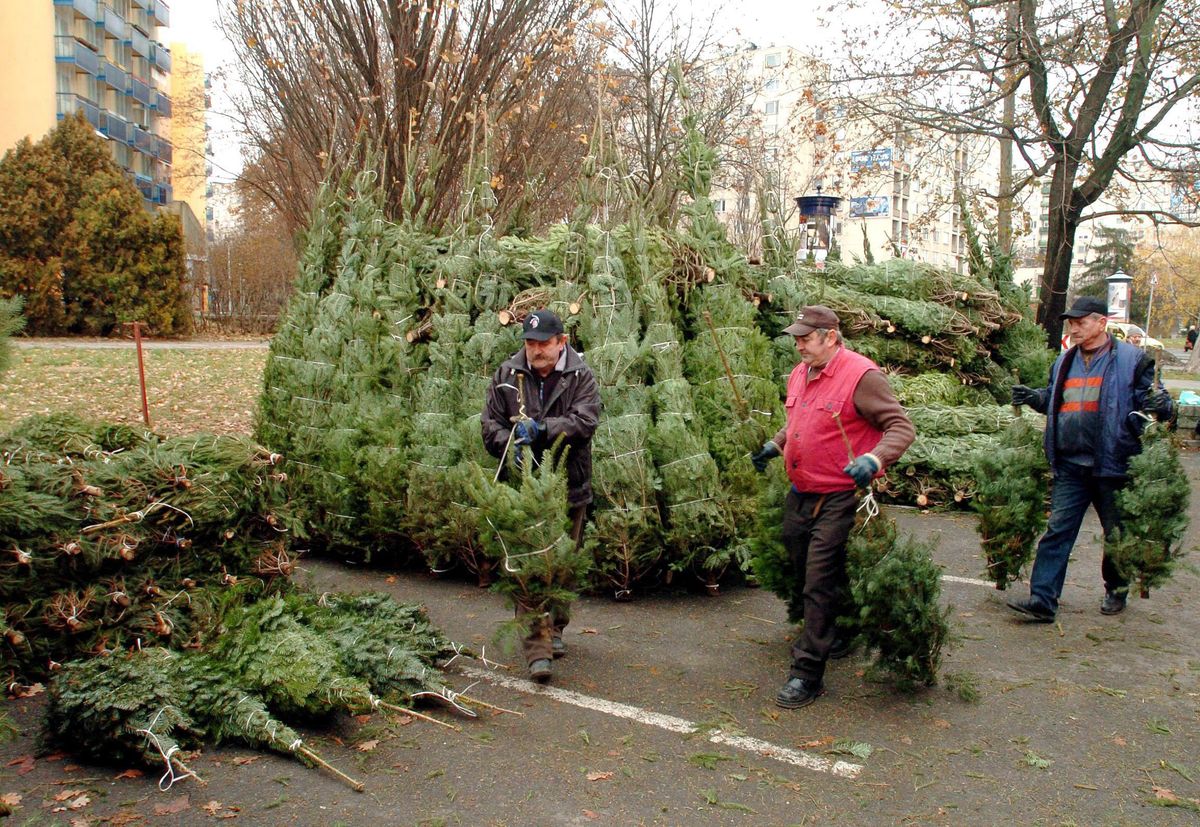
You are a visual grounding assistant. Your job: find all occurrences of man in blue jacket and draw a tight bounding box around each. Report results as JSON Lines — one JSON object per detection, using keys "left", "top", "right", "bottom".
{"left": 1007, "top": 296, "right": 1172, "bottom": 622}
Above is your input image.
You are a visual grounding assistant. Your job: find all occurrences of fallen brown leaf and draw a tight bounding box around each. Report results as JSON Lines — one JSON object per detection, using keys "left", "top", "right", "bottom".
{"left": 230, "top": 756, "right": 261, "bottom": 766}
{"left": 108, "top": 810, "right": 144, "bottom": 825}
{"left": 356, "top": 739, "right": 380, "bottom": 752}
{"left": 54, "top": 789, "right": 86, "bottom": 802}
{"left": 12, "top": 682, "right": 44, "bottom": 698}
{"left": 67, "top": 795, "right": 90, "bottom": 811}
{"left": 44, "top": 751, "right": 70, "bottom": 762}
{"left": 1112, "top": 736, "right": 1127, "bottom": 747}
{"left": 933, "top": 718, "right": 951, "bottom": 729}
{"left": 582, "top": 810, "right": 600, "bottom": 820}
{"left": 1154, "top": 786, "right": 1179, "bottom": 801}
{"left": 70, "top": 818, "right": 91, "bottom": 827}
{"left": 586, "top": 771, "right": 613, "bottom": 781}
{"left": 581, "top": 628, "right": 599, "bottom": 635}
{"left": 353, "top": 714, "right": 373, "bottom": 724}
{"left": 114, "top": 769, "right": 144, "bottom": 780}
{"left": 0, "top": 793, "right": 22, "bottom": 808}
{"left": 798, "top": 736, "right": 835, "bottom": 749}
{"left": 7, "top": 756, "right": 34, "bottom": 776}
{"left": 202, "top": 801, "right": 223, "bottom": 816}
{"left": 153, "top": 795, "right": 190, "bottom": 816}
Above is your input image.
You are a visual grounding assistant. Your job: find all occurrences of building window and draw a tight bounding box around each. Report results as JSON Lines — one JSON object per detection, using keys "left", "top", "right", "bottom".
{"left": 765, "top": 52, "right": 781, "bottom": 67}
{"left": 764, "top": 100, "right": 779, "bottom": 115}
{"left": 713, "top": 199, "right": 726, "bottom": 213}
{"left": 765, "top": 78, "right": 779, "bottom": 92}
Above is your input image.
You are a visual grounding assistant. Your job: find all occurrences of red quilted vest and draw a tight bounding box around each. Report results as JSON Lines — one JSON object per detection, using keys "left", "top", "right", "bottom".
{"left": 782, "top": 347, "right": 884, "bottom": 493}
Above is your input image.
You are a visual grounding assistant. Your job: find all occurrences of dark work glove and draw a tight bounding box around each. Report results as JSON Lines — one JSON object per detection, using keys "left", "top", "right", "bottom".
{"left": 1145, "top": 389, "right": 1173, "bottom": 419}
{"left": 1011, "top": 385, "right": 1038, "bottom": 406}
{"left": 750, "top": 441, "right": 781, "bottom": 473}
{"left": 843, "top": 454, "right": 881, "bottom": 488}
{"left": 514, "top": 419, "right": 542, "bottom": 445}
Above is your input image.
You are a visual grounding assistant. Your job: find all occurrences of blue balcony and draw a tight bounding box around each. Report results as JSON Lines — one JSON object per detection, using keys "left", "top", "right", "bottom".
{"left": 57, "top": 93, "right": 101, "bottom": 129}
{"left": 130, "top": 0, "right": 148, "bottom": 8}
{"left": 151, "top": 43, "right": 171, "bottom": 73}
{"left": 128, "top": 75, "right": 152, "bottom": 106}
{"left": 98, "top": 59, "right": 127, "bottom": 91}
{"left": 154, "top": 183, "right": 173, "bottom": 205}
{"left": 54, "top": 0, "right": 98, "bottom": 22}
{"left": 126, "top": 26, "right": 150, "bottom": 57}
{"left": 150, "top": 0, "right": 169, "bottom": 27}
{"left": 98, "top": 6, "right": 126, "bottom": 39}
{"left": 155, "top": 136, "right": 173, "bottom": 164}
{"left": 151, "top": 90, "right": 171, "bottom": 117}
{"left": 55, "top": 36, "right": 99, "bottom": 75}
{"left": 133, "top": 125, "right": 155, "bottom": 155}
{"left": 134, "top": 173, "right": 154, "bottom": 201}
{"left": 100, "top": 111, "right": 130, "bottom": 143}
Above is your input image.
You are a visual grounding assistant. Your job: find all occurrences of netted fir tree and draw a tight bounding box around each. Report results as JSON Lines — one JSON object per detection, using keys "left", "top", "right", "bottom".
{"left": 1106, "top": 423, "right": 1191, "bottom": 597}
{"left": 467, "top": 443, "right": 593, "bottom": 649}
{"left": 971, "top": 417, "right": 1050, "bottom": 589}
{"left": 255, "top": 166, "right": 423, "bottom": 560}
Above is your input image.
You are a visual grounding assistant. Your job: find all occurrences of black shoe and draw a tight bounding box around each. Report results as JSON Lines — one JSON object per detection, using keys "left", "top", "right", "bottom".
{"left": 829, "top": 637, "right": 855, "bottom": 660}
{"left": 1100, "top": 591, "right": 1127, "bottom": 615}
{"left": 551, "top": 636, "right": 566, "bottom": 658}
{"left": 775, "top": 677, "right": 823, "bottom": 709}
{"left": 1006, "top": 596, "right": 1055, "bottom": 623}
{"left": 529, "top": 658, "right": 552, "bottom": 683}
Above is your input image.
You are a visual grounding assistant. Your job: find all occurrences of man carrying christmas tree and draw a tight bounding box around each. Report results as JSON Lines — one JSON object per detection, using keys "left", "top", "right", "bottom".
{"left": 751, "top": 305, "right": 915, "bottom": 709}
{"left": 1007, "top": 296, "right": 1173, "bottom": 622}
{"left": 482, "top": 309, "right": 600, "bottom": 682}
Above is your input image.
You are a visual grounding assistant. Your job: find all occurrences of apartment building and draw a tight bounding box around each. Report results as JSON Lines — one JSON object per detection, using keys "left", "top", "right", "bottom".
{"left": 710, "top": 43, "right": 1000, "bottom": 274}
{"left": 0, "top": 0, "right": 175, "bottom": 209}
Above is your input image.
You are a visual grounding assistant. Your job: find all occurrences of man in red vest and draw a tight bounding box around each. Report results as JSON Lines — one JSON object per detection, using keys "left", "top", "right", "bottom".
{"left": 751, "top": 305, "right": 915, "bottom": 709}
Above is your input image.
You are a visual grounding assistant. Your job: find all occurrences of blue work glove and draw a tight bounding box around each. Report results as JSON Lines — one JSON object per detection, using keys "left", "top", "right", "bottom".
{"left": 514, "top": 419, "right": 542, "bottom": 445}
{"left": 843, "top": 454, "right": 881, "bottom": 488}
{"left": 750, "top": 441, "right": 781, "bottom": 473}
{"left": 1011, "top": 385, "right": 1038, "bottom": 406}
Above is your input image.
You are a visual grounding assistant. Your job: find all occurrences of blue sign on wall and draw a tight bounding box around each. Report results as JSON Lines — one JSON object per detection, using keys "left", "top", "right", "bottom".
{"left": 849, "top": 196, "right": 890, "bottom": 217}
{"left": 850, "top": 148, "right": 893, "bottom": 173}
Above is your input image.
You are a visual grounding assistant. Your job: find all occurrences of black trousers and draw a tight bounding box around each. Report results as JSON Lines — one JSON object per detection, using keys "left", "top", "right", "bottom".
{"left": 781, "top": 488, "right": 859, "bottom": 682}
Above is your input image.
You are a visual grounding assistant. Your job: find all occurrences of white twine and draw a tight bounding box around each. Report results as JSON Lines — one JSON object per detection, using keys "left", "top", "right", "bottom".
{"left": 137, "top": 707, "right": 195, "bottom": 791}
{"left": 856, "top": 490, "right": 880, "bottom": 525}
{"left": 659, "top": 453, "right": 708, "bottom": 468}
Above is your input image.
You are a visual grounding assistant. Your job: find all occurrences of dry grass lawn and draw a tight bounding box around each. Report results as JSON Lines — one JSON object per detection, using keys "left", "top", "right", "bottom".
{"left": 0, "top": 346, "right": 267, "bottom": 437}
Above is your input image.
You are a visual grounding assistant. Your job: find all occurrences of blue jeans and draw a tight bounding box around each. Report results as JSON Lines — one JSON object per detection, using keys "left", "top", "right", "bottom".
{"left": 1029, "top": 462, "right": 1128, "bottom": 612}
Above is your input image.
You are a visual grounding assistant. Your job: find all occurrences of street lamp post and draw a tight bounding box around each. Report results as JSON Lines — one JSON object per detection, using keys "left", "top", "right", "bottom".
{"left": 1145, "top": 273, "right": 1157, "bottom": 335}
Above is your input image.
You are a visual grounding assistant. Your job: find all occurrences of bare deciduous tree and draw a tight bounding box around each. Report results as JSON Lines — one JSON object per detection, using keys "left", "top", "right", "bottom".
{"left": 218, "top": 0, "right": 600, "bottom": 234}
{"left": 830, "top": 0, "right": 1200, "bottom": 346}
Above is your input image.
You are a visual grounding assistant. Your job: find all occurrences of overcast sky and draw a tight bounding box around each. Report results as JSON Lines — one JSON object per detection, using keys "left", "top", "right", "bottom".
{"left": 164, "top": 0, "right": 883, "bottom": 179}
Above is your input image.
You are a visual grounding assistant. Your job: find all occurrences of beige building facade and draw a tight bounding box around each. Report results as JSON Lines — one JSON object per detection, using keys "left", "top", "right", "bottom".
{"left": 0, "top": 0, "right": 176, "bottom": 208}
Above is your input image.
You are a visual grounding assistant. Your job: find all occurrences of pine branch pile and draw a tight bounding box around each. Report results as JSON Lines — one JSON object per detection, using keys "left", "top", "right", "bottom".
{"left": 0, "top": 413, "right": 296, "bottom": 683}
{"left": 45, "top": 590, "right": 466, "bottom": 793}
{"left": 971, "top": 418, "right": 1051, "bottom": 589}
{"left": 1106, "top": 424, "right": 1191, "bottom": 598}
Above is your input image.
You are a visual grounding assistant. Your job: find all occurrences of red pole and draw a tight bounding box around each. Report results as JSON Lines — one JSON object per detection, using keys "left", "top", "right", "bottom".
{"left": 133, "top": 322, "right": 152, "bottom": 428}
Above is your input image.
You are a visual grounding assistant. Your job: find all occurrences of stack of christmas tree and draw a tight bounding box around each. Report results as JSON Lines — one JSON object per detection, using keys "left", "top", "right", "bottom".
{"left": 0, "top": 413, "right": 299, "bottom": 683}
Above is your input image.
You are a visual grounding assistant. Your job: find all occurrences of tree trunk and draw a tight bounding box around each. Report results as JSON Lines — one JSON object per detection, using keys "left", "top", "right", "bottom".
{"left": 1035, "top": 157, "right": 1085, "bottom": 349}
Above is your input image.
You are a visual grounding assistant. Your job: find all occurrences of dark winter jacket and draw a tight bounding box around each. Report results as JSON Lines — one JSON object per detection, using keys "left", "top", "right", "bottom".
{"left": 1024, "top": 336, "right": 1161, "bottom": 478}
{"left": 481, "top": 344, "right": 601, "bottom": 506}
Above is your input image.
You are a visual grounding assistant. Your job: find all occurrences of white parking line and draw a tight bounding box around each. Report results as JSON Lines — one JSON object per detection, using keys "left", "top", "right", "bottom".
{"left": 941, "top": 573, "right": 996, "bottom": 589}
{"left": 458, "top": 664, "right": 863, "bottom": 779}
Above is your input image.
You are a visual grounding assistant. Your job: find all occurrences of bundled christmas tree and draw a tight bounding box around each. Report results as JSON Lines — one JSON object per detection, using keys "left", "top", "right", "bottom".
{"left": 467, "top": 444, "right": 593, "bottom": 648}
{"left": 971, "top": 417, "right": 1050, "bottom": 589}
{"left": 45, "top": 589, "right": 469, "bottom": 793}
{"left": 255, "top": 165, "right": 424, "bottom": 559}
{"left": 845, "top": 512, "right": 951, "bottom": 690}
{"left": 1106, "top": 423, "right": 1191, "bottom": 597}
